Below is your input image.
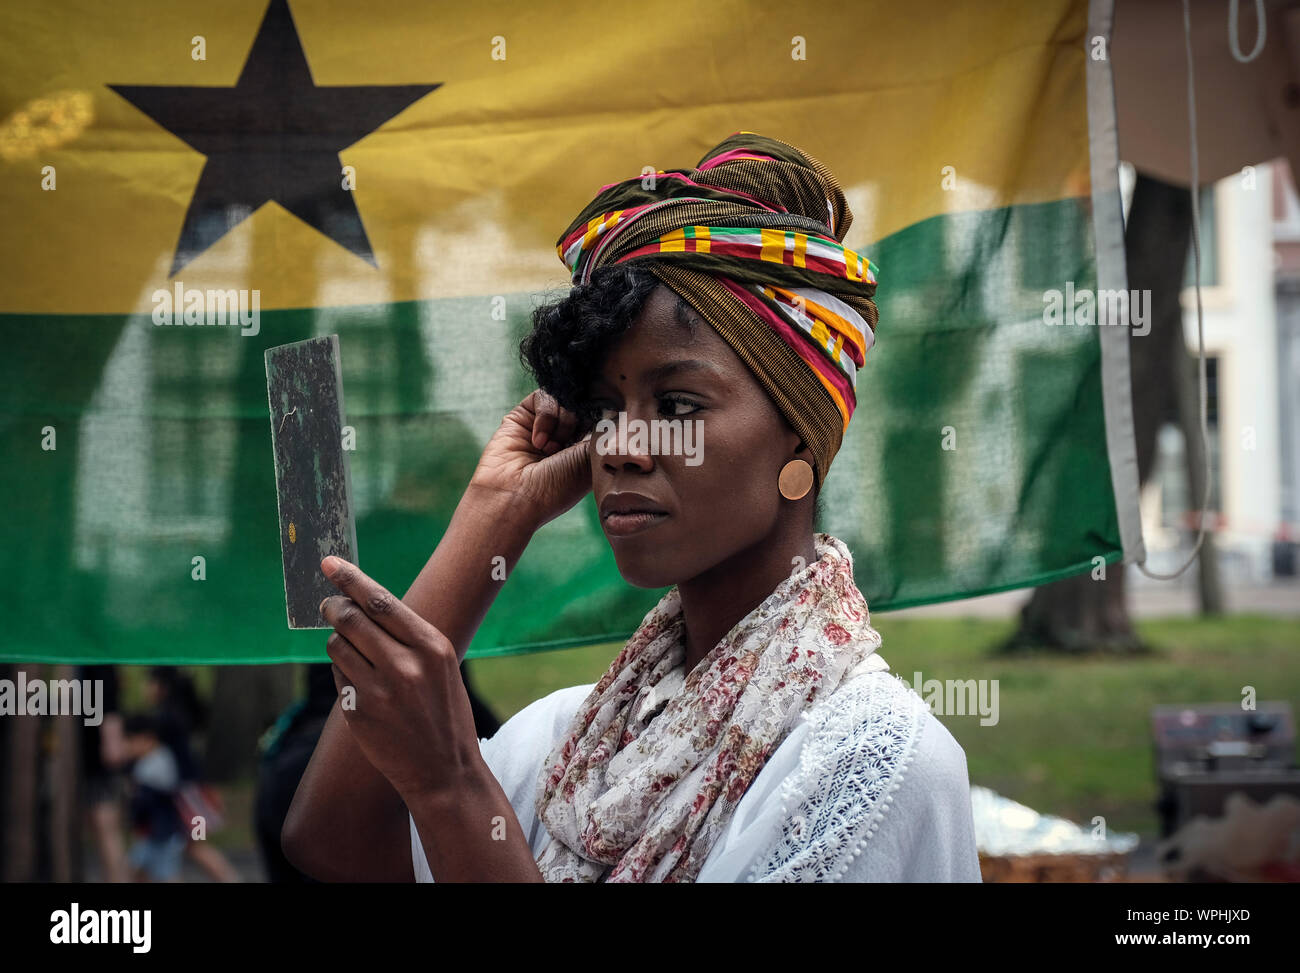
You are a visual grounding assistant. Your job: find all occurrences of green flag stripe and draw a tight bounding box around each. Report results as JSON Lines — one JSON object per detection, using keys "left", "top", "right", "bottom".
{"left": 0, "top": 195, "right": 1120, "bottom": 664}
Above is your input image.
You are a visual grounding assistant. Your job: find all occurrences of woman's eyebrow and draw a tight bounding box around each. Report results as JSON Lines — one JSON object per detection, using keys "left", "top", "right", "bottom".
{"left": 589, "top": 359, "right": 723, "bottom": 395}
{"left": 642, "top": 359, "right": 723, "bottom": 383}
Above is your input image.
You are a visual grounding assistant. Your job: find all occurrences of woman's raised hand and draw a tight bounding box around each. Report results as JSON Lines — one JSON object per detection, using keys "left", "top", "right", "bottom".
{"left": 468, "top": 389, "right": 593, "bottom": 532}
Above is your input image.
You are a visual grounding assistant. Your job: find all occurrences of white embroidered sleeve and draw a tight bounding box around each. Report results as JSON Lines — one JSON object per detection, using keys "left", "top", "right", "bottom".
{"left": 746, "top": 673, "right": 982, "bottom": 883}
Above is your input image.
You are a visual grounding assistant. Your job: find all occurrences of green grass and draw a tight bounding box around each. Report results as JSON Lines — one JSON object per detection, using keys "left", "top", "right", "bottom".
{"left": 468, "top": 614, "right": 1300, "bottom": 836}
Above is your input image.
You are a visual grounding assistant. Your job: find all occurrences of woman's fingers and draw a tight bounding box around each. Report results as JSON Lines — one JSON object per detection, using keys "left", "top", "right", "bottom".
{"left": 531, "top": 389, "right": 585, "bottom": 456}
{"left": 551, "top": 405, "right": 577, "bottom": 450}
{"left": 531, "top": 389, "right": 559, "bottom": 451}
{"left": 322, "top": 557, "right": 448, "bottom": 659}
{"left": 325, "top": 628, "right": 368, "bottom": 689}
{"left": 321, "top": 594, "right": 412, "bottom": 681}
{"left": 329, "top": 662, "right": 347, "bottom": 697}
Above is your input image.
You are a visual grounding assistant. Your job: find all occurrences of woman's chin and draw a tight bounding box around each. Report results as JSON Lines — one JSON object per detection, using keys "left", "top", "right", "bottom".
{"left": 608, "top": 547, "right": 679, "bottom": 590}
{"left": 613, "top": 563, "right": 673, "bottom": 589}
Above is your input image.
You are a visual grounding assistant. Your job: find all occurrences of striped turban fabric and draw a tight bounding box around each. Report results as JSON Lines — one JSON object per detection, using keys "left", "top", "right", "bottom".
{"left": 555, "top": 131, "right": 880, "bottom": 489}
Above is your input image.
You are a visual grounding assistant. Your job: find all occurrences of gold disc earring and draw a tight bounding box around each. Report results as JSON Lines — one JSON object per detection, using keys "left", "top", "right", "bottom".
{"left": 779, "top": 459, "right": 814, "bottom": 500}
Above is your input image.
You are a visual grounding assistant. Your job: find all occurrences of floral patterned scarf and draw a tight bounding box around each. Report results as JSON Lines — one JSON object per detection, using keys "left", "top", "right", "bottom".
{"left": 534, "top": 532, "right": 881, "bottom": 882}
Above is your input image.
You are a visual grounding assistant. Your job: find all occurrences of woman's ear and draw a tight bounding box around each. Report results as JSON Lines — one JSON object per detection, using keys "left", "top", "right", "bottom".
{"left": 778, "top": 425, "right": 804, "bottom": 461}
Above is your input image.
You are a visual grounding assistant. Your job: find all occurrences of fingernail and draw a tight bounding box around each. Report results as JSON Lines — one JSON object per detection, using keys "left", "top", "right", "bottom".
{"left": 319, "top": 598, "right": 329, "bottom": 615}
{"left": 322, "top": 556, "right": 338, "bottom": 578}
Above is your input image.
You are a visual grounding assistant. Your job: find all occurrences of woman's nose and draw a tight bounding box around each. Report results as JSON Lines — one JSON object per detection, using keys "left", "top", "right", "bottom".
{"left": 595, "top": 409, "right": 656, "bottom": 471}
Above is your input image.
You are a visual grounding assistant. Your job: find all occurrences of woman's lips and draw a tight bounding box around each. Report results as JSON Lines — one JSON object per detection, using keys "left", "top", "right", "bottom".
{"left": 602, "top": 511, "right": 669, "bottom": 536}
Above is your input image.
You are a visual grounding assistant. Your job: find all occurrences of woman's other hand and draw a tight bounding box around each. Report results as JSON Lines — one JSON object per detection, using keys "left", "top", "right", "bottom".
{"left": 320, "top": 556, "right": 483, "bottom": 803}
{"left": 469, "top": 389, "right": 592, "bottom": 531}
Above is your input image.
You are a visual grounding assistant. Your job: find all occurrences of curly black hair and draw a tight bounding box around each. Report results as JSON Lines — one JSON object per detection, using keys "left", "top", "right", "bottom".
{"left": 518, "top": 260, "right": 824, "bottom": 510}
{"left": 518, "top": 261, "right": 693, "bottom": 425}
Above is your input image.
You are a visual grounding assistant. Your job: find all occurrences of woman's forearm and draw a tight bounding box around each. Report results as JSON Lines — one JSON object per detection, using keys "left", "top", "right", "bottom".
{"left": 401, "top": 481, "right": 540, "bottom": 661}
{"left": 283, "top": 707, "right": 414, "bottom": 881}
{"left": 282, "top": 482, "right": 539, "bottom": 881}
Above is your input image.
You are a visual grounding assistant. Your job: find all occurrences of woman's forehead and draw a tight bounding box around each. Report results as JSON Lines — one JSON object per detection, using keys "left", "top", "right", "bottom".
{"left": 618, "top": 287, "right": 716, "bottom": 349}
{"left": 600, "top": 307, "right": 737, "bottom": 382}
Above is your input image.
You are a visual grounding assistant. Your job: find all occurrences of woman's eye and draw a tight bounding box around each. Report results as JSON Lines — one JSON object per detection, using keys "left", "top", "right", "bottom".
{"left": 660, "top": 396, "right": 700, "bottom": 417}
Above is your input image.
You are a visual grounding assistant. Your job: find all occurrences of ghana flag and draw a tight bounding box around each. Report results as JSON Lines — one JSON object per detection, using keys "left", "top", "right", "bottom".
{"left": 0, "top": 0, "right": 1143, "bottom": 664}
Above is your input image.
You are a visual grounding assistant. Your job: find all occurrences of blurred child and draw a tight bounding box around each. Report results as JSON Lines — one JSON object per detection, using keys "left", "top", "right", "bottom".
{"left": 121, "top": 714, "right": 186, "bottom": 883}
{"left": 146, "top": 667, "right": 239, "bottom": 882}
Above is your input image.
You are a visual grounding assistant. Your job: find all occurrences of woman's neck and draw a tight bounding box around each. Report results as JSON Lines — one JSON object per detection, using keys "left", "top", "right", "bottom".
{"left": 677, "top": 526, "right": 818, "bottom": 674}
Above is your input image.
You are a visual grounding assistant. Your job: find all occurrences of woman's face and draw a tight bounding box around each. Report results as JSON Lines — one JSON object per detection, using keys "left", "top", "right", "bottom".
{"left": 588, "top": 284, "right": 804, "bottom": 588}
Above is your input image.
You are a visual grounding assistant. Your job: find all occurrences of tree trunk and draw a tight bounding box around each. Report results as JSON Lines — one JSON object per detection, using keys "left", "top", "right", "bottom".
{"left": 1012, "top": 560, "right": 1140, "bottom": 653}
{"left": 2, "top": 664, "right": 41, "bottom": 882}
{"left": 48, "top": 665, "right": 82, "bottom": 882}
{"left": 203, "top": 664, "right": 298, "bottom": 782}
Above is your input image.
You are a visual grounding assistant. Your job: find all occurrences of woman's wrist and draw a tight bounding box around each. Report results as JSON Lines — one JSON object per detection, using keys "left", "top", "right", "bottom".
{"left": 460, "top": 479, "right": 543, "bottom": 538}
{"left": 404, "top": 756, "right": 545, "bottom": 882}
{"left": 397, "top": 748, "right": 491, "bottom": 810}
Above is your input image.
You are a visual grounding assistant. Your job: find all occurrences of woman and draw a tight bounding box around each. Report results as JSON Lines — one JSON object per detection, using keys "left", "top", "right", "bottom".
{"left": 282, "top": 132, "right": 981, "bottom": 882}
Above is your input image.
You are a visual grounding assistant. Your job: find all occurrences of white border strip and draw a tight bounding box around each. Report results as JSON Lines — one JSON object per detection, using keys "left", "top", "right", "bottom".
{"left": 1087, "top": 0, "right": 1146, "bottom": 564}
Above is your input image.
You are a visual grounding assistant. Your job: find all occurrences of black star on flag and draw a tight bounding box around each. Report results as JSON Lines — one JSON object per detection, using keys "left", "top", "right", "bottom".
{"left": 110, "top": 0, "right": 439, "bottom": 276}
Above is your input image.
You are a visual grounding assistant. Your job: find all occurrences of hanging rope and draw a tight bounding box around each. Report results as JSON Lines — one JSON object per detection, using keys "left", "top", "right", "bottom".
{"left": 1229, "top": 0, "right": 1267, "bottom": 63}
{"left": 1135, "top": 0, "right": 1216, "bottom": 581}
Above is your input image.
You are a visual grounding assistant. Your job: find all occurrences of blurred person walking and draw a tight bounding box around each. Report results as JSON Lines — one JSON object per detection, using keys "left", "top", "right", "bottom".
{"left": 146, "top": 667, "right": 240, "bottom": 882}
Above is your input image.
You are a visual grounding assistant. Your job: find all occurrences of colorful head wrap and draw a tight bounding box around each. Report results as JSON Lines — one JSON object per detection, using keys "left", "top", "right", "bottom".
{"left": 554, "top": 131, "right": 880, "bottom": 489}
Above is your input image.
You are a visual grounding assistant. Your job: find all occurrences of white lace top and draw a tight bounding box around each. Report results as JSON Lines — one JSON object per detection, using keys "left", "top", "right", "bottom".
{"left": 410, "top": 654, "right": 983, "bottom": 882}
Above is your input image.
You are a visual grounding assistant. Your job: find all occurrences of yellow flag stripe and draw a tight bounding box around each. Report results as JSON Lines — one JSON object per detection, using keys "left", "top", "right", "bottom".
{"left": 0, "top": 0, "right": 1090, "bottom": 314}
